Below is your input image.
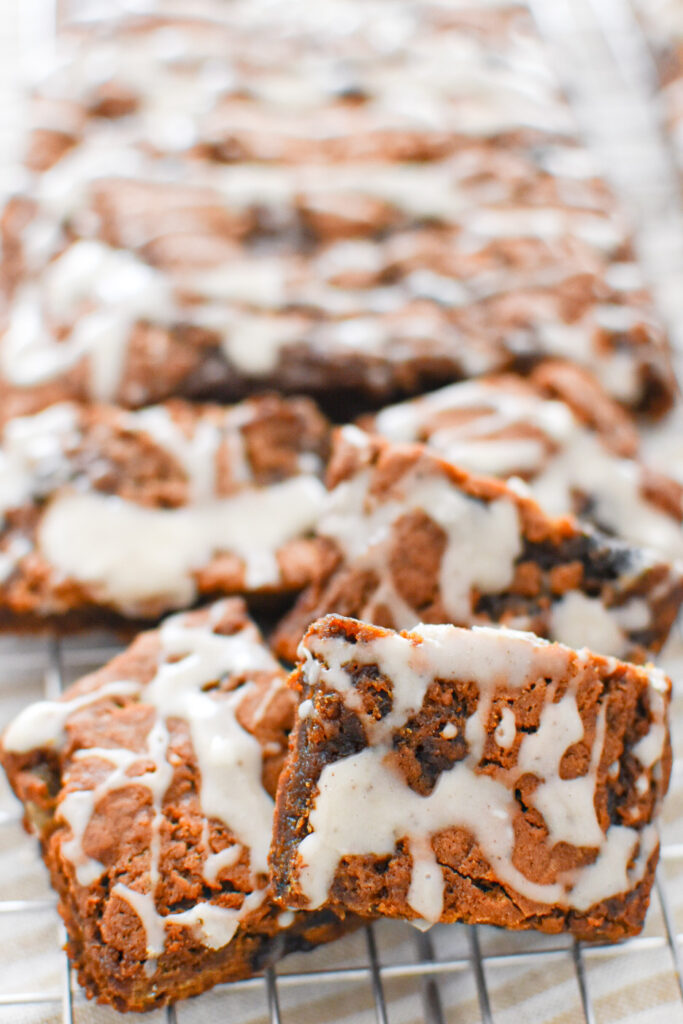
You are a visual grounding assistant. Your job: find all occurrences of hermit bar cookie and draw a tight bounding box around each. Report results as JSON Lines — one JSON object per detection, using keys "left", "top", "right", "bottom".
{"left": 0, "top": 600, "right": 354, "bottom": 1011}
{"left": 273, "top": 428, "right": 683, "bottom": 662}
{"left": 271, "top": 615, "right": 671, "bottom": 941}
{"left": 0, "top": 4, "right": 675, "bottom": 416}
{"left": 0, "top": 394, "right": 329, "bottom": 629}
{"left": 364, "top": 362, "right": 683, "bottom": 561}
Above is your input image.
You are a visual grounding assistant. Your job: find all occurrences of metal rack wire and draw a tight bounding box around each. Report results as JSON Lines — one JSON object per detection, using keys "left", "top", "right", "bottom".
{"left": 1, "top": 0, "right": 683, "bottom": 1021}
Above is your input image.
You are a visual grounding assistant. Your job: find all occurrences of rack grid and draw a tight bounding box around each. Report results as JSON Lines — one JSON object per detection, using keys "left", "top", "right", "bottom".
{"left": 2, "top": 0, "right": 683, "bottom": 1020}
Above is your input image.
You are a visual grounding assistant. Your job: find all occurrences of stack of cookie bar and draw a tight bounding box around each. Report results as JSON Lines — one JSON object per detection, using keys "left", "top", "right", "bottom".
{"left": 0, "top": 0, "right": 681, "bottom": 1012}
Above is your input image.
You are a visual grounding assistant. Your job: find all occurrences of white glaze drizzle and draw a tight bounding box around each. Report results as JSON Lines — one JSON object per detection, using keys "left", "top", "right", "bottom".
{"left": 550, "top": 592, "right": 648, "bottom": 659}
{"left": 128, "top": 406, "right": 222, "bottom": 502}
{"left": 632, "top": 688, "right": 668, "bottom": 769}
{"left": 494, "top": 707, "right": 516, "bottom": 749}
{"left": 521, "top": 700, "right": 607, "bottom": 848}
{"left": 317, "top": 427, "right": 522, "bottom": 629}
{"left": 0, "top": 404, "right": 80, "bottom": 524}
{"left": 32, "top": 2, "right": 573, "bottom": 156}
{"left": 3, "top": 680, "right": 142, "bottom": 754}
{"left": 294, "top": 621, "right": 668, "bottom": 920}
{"left": 37, "top": 476, "right": 325, "bottom": 613}
{"left": 3, "top": 243, "right": 174, "bottom": 401}
{"left": 320, "top": 429, "right": 665, "bottom": 658}
{"left": 371, "top": 379, "right": 683, "bottom": 562}
{"left": 0, "top": 396, "right": 325, "bottom": 605}
{"left": 0, "top": 1, "right": 662, "bottom": 409}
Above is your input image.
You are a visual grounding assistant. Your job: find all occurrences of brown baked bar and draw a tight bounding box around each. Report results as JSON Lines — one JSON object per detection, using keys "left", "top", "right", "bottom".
{"left": 0, "top": 394, "right": 329, "bottom": 629}
{"left": 0, "top": 3, "right": 675, "bottom": 418}
{"left": 362, "top": 361, "right": 683, "bottom": 561}
{"left": 0, "top": 599, "right": 355, "bottom": 1011}
{"left": 271, "top": 614, "right": 672, "bottom": 942}
{"left": 273, "top": 427, "right": 683, "bottom": 663}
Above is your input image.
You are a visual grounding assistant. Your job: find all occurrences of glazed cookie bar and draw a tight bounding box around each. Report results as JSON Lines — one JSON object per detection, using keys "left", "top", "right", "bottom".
{"left": 0, "top": 3, "right": 675, "bottom": 416}
{"left": 0, "top": 394, "right": 329, "bottom": 629}
{"left": 363, "top": 361, "right": 683, "bottom": 561}
{"left": 273, "top": 427, "right": 683, "bottom": 663}
{"left": 271, "top": 615, "right": 671, "bottom": 941}
{"left": 0, "top": 600, "right": 354, "bottom": 1011}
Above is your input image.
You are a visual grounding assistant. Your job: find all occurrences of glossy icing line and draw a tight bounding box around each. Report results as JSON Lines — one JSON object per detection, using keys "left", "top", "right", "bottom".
{"left": 0, "top": 396, "right": 326, "bottom": 611}
{"left": 37, "top": 477, "right": 326, "bottom": 612}
{"left": 371, "top": 379, "right": 683, "bottom": 561}
{"left": 318, "top": 427, "right": 658, "bottom": 658}
{"left": 318, "top": 426, "right": 522, "bottom": 628}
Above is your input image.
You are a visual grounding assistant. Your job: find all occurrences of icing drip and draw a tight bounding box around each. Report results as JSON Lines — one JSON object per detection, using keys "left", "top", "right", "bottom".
{"left": 372, "top": 380, "right": 683, "bottom": 561}
{"left": 294, "top": 621, "right": 667, "bottom": 920}
{"left": 3, "top": 243, "right": 174, "bottom": 401}
{"left": 152, "top": 614, "right": 279, "bottom": 877}
{"left": 0, "top": 395, "right": 325, "bottom": 608}
{"left": 129, "top": 406, "right": 223, "bottom": 502}
{"left": 0, "top": 404, "right": 80, "bottom": 523}
{"left": 3, "top": 680, "right": 142, "bottom": 754}
{"left": 567, "top": 825, "right": 656, "bottom": 912}
{"left": 6, "top": 603, "right": 288, "bottom": 961}
{"left": 37, "top": 475, "right": 326, "bottom": 613}
{"left": 203, "top": 843, "right": 243, "bottom": 884}
{"left": 318, "top": 428, "right": 522, "bottom": 628}
{"left": 407, "top": 835, "right": 444, "bottom": 922}
{"left": 520, "top": 700, "right": 607, "bottom": 847}
{"left": 549, "top": 592, "right": 645, "bottom": 658}
{"left": 312, "top": 621, "right": 556, "bottom": 742}
{"left": 494, "top": 707, "right": 516, "bottom": 749}
{"left": 632, "top": 688, "right": 668, "bottom": 769}
{"left": 111, "top": 884, "right": 267, "bottom": 959}
{"left": 533, "top": 435, "right": 683, "bottom": 561}
{"left": 60, "top": 721, "right": 173, "bottom": 887}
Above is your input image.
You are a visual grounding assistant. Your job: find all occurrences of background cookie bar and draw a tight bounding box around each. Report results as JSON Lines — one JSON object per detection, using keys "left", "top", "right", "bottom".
{"left": 0, "top": 599, "right": 354, "bottom": 1011}
{"left": 273, "top": 427, "right": 683, "bottom": 662}
{"left": 0, "top": 394, "right": 329, "bottom": 629}
{"left": 0, "top": 2, "right": 675, "bottom": 416}
{"left": 633, "top": 0, "right": 683, "bottom": 174}
{"left": 363, "top": 361, "right": 683, "bottom": 561}
{"left": 271, "top": 615, "right": 672, "bottom": 942}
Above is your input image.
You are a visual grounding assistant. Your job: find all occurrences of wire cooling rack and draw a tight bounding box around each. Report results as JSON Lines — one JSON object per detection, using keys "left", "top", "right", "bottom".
{"left": 2, "top": 0, "right": 683, "bottom": 1021}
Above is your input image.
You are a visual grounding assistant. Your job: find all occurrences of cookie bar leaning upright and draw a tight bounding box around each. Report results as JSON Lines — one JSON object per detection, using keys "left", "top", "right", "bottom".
{"left": 271, "top": 615, "right": 672, "bottom": 941}
{"left": 272, "top": 427, "right": 683, "bottom": 663}
{"left": 0, "top": 599, "right": 355, "bottom": 1012}
{"left": 0, "top": 393, "right": 329, "bottom": 630}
